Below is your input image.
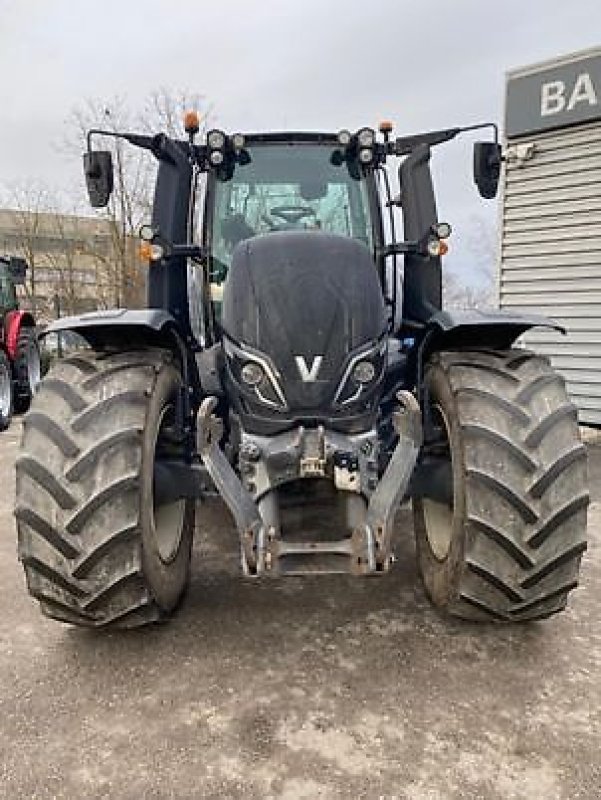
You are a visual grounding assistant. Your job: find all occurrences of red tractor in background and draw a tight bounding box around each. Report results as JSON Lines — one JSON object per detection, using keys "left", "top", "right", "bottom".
{"left": 0, "top": 256, "right": 41, "bottom": 430}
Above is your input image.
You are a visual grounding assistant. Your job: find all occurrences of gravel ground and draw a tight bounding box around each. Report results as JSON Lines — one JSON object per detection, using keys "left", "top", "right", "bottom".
{"left": 1, "top": 423, "right": 600, "bottom": 800}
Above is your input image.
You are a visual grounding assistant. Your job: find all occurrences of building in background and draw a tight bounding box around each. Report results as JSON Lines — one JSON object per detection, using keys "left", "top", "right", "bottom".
{"left": 0, "top": 208, "right": 144, "bottom": 323}
{"left": 499, "top": 47, "right": 601, "bottom": 427}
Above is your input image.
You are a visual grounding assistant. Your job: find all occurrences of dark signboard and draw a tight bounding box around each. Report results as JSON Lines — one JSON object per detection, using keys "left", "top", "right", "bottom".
{"left": 506, "top": 51, "right": 601, "bottom": 137}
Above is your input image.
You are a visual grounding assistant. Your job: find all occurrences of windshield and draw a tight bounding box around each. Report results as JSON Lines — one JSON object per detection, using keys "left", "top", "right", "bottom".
{"left": 209, "top": 143, "right": 374, "bottom": 286}
{"left": 0, "top": 267, "right": 16, "bottom": 313}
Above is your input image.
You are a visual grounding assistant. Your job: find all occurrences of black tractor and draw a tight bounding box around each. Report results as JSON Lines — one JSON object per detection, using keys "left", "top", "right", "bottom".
{"left": 15, "top": 116, "right": 588, "bottom": 628}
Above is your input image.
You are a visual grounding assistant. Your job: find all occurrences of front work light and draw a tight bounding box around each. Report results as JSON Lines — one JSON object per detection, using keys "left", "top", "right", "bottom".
{"left": 357, "top": 127, "right": 376, "bottom": 148}
{"left": 207, "top": 129, "right": 226, "bottom": 150}
{"left": 434, "top": 222, "right": 452, "bottom": 239}
{"left": 231, "top": 133, "right": 245, "bottom": 151}
{"left": 139, "top": 224, "right": 154, "bottom": 242}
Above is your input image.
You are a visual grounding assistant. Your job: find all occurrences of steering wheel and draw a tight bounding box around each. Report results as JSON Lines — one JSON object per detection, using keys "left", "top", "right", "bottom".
{"left": 268, "top": 205, "right": 316, "bottom": 224}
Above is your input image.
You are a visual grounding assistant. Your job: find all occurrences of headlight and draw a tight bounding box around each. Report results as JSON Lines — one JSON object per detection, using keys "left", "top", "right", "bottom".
{"left": 427, "top": 237, "right": 449, "bottom": 257}
{"left": 357, "top": 127, "right": 375, "bottom": 147}
{"left": 241, "top": 362, "right": 264, "bottom": 386}
{"left": 224, "top": 338, "right": 288, "bottom": 410}
{"left": 352, "top": 361, "right": 376, "bottom": 384}
{"left": 207, "top": 129, "right": 226, "bottom": 150}
{"left": 337, "top": 129, "right": 352, "bottom": 146}
{"left": 334, "top": 342, "right": 385, "bottom": 407}
{"left": 358, "top": 147, "right": 374, "bottom": 165}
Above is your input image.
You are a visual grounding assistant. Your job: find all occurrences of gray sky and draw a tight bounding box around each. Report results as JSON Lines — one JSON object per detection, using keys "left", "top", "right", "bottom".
{"left": 1, "top": 0, "right": 601, "bottom": 284}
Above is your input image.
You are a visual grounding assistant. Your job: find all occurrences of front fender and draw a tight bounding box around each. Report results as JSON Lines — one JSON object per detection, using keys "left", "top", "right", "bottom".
{"left": 413, "top": 308, "right": 564, "bottom": 399}
{"left": 4, "top": 310, "right": 35, "bottom": 359}
{"left": 43, "top": 308, "right": 184, "bottom": 350}
{"left": 414, "top": 308, "right": 564, "bottom": 437}
{"left": 422, "top": 308, "right": 564, "bottom": 353}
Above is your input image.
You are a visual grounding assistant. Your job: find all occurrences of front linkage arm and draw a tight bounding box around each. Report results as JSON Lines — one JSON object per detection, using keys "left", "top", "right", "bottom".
{"left": 366, "top": 391, "right": 422, "bottom": 570}
{"left": 196, "top": 396, "right": 265, "bottom": 574}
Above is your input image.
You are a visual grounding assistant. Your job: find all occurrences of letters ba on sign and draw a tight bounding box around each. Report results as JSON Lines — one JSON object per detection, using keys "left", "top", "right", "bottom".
{"left": 506, "top": 52, "right": 601, "bottom": 137}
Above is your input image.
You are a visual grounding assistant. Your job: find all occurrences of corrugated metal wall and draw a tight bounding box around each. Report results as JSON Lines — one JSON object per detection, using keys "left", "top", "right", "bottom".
{"left": 499, "top": 119, "right": 601, "bottom": 426}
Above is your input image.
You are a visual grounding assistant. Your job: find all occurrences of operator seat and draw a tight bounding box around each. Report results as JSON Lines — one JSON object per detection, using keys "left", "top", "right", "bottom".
{"left": 222, "top": 214, "right": 256, "bottom": 249}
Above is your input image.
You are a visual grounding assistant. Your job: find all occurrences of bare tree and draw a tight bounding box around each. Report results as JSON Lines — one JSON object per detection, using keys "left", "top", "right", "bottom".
{"left": 442, "top": 267, "right": 495, "bottom": 309}
{"left": 0, "top": 91, "right": 211, "bottom": 322}
{"left": 63, "top": 90, "right": 211, "bottom": 307}
{"left": 3, "top": 183, "right": 52, "bottom": 315}
{"left": 141, "top": 87, "right": 211, "bottom": 139}
{"left": 63, "top": 98, "right": 146, "bottom": 307}
{"left": 43, "top": 208, "right": 80, "bottom": 316}
{"left": 43, "top": 205, "right": 112, "bottom": 315}
{"left": 442, "top": 214, "right": 498, "bottom": 310}
{"left": 467, "top": 213, "right": 499, "bottom": 274}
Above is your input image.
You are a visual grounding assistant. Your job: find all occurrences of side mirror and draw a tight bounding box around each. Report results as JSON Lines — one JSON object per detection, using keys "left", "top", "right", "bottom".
{"left": 7, "top": 256, "right": 27, "bottom": 284}
{"left": 473, "top": 142, "right": 502, "bottom": 199}
{"left": 83, "top": 150, "right": 114, "bottom": 208}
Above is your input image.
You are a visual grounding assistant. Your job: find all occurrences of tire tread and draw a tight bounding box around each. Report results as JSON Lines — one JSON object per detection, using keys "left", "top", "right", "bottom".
{"left": 15, "top": 348, "right": 180, "bottom": 628}
{"left": 417, "top": 348, "right": 588, "bottom": 622}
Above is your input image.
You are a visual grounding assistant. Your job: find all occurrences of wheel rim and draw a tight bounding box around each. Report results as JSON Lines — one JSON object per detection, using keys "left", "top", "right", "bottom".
{"left": 422, "top": 404, "right": 454, "bottom": 561}
{"left": 0, "top": 360, "right": 10, "bottom": 418}
{"left": 151, "top": 405, "right": 186, "bottom": 564}
{"left": 26, "top": 340, "right": 41, "bottom": 394}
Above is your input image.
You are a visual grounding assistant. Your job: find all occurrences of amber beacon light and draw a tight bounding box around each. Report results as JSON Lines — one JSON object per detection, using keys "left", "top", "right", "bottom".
{"left": 184, "top": 110, "right": 200, "bottom": 135}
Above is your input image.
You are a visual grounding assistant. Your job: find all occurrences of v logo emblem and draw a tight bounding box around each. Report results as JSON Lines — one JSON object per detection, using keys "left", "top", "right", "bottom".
{"left": 295, "top": 355, "right": 323, "bottom": 382}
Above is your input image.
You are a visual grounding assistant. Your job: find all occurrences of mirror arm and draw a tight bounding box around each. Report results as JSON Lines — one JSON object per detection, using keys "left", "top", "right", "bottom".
{"left": 387, "top": 121, "right": 499, "bottom": 159}
{"left": 86, "top": 128, "right": 156, "bottom": 155}
{"left": 391, "top": 127, "right": 461, "bottom": 156}
{"left": 459, "top": 121, "right": 499, "bottom": 144}
{"left": 87, "top": 128, "right": 205, "bottom": 170}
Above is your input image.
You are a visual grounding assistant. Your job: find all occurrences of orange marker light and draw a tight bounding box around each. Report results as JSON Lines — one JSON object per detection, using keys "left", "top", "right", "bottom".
{"left": 439, "top": 241, "right": 449, "bottom": 256}
{"left": 139, "top": 242, "right": 164, "bottom": 262}
{"left": 139, "top": 242, "right": 153, "bottom": 263}
{"left": 379, "top": 120, "right": 393, "bottom": 134}
{"left": 184, "top": 110, "right": 200, "bottom": 135}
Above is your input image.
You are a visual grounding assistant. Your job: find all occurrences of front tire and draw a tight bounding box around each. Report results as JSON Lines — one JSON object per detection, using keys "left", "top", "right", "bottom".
{"left": 414, "top": 349, "right": 588, "bottom": 622}
{"left": 15, "top": 348, "right": 194, "bottom": 628}
{"left": 0, "top": 350, "right": 14, "bottom": 431}
{"left": 14, "top": 327, "right": 41, "bottom": 412}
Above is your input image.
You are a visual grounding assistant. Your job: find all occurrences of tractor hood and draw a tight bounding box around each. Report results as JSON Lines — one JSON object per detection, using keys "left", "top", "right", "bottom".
{"left": 221, "top": 231, "right": 387, "bottom": 432}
